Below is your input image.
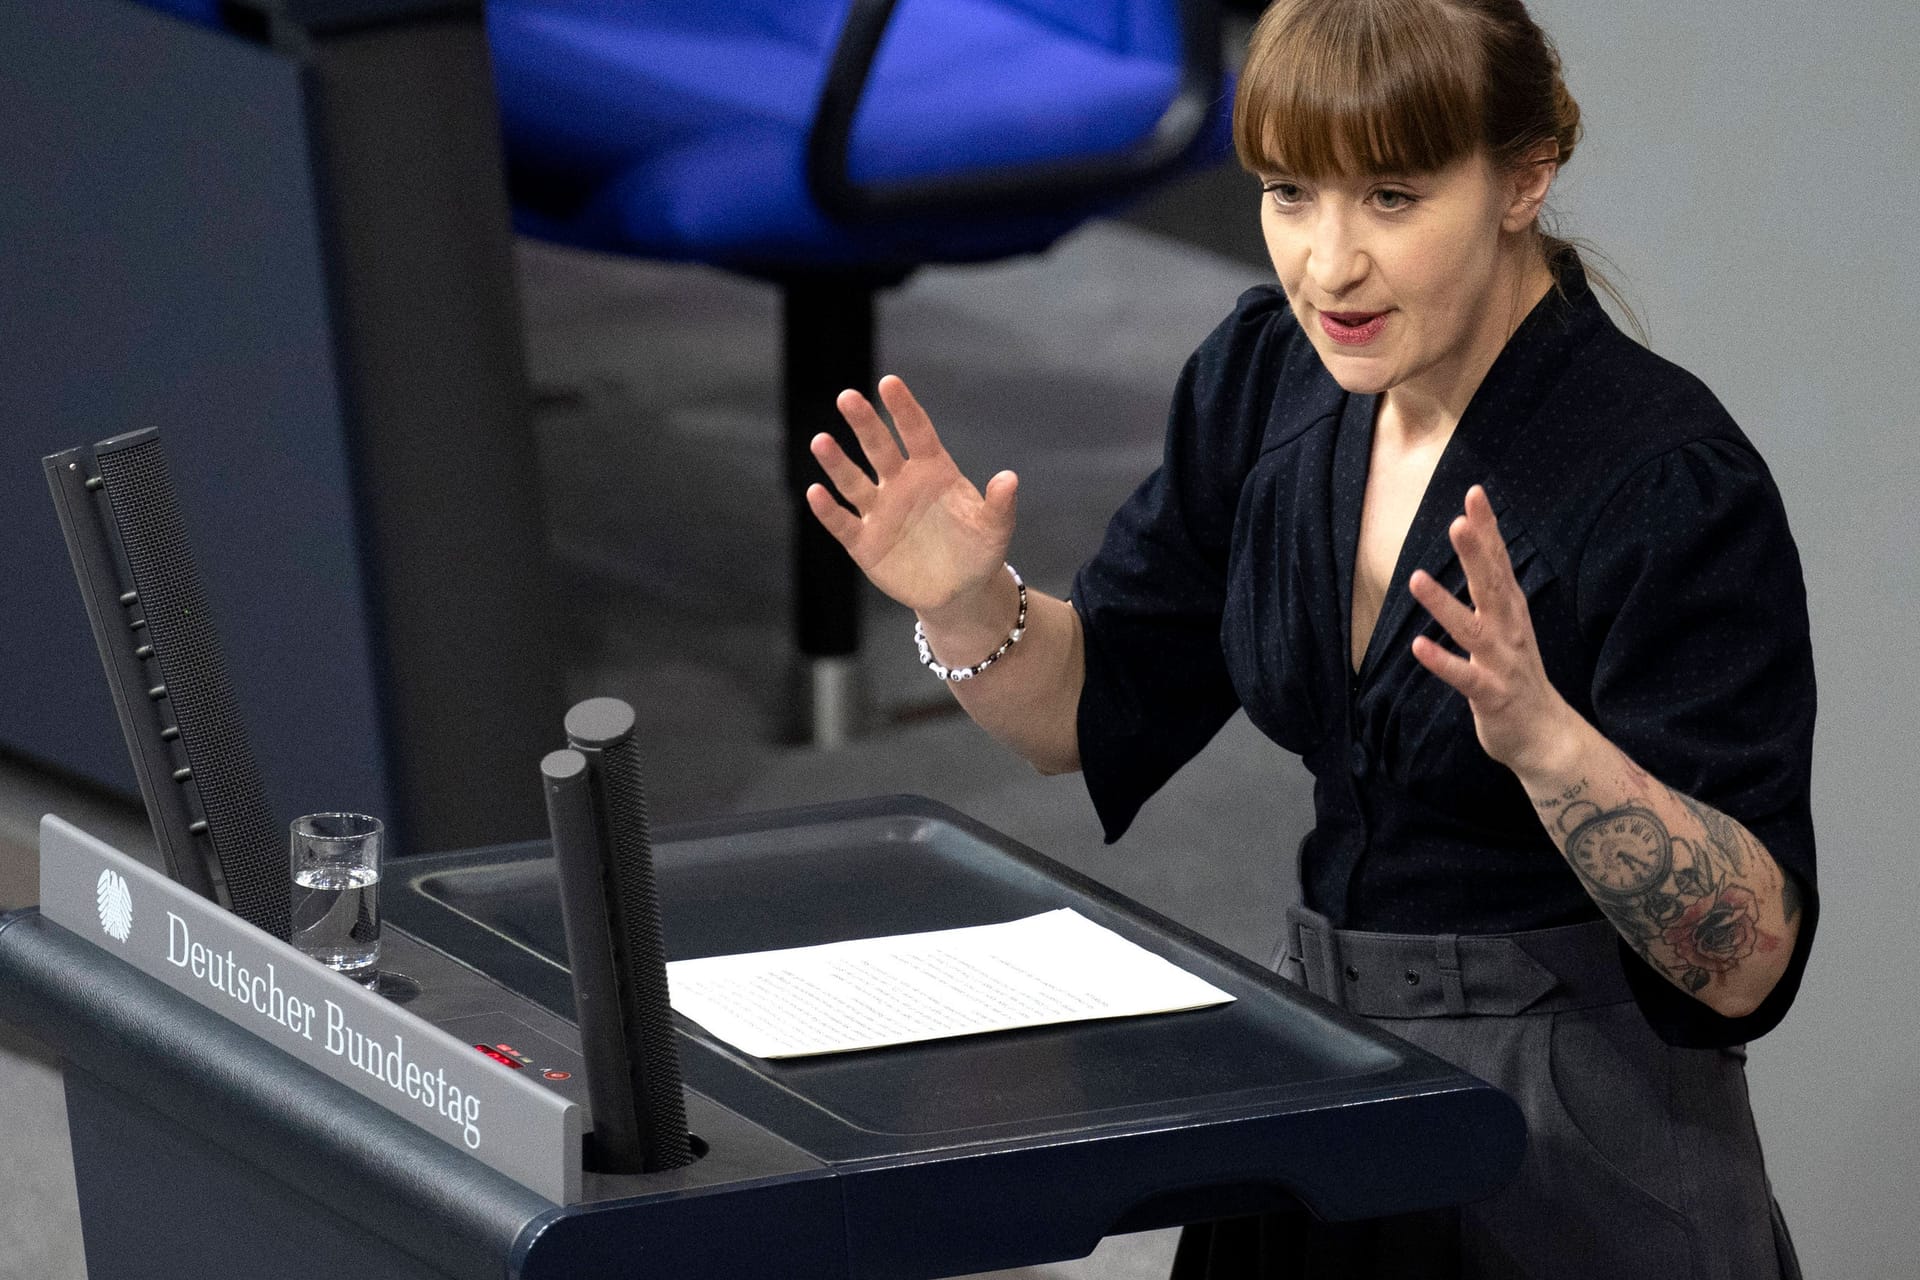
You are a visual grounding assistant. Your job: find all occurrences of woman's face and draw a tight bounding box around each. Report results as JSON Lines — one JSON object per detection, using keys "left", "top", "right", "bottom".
{"left": 1258, "top": 147, "right": 1551, "bottom": 406}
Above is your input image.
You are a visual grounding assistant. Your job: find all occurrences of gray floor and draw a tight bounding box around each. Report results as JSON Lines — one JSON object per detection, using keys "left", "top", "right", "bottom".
{"left": 0, "top": 217, "right": 1315, "bottom": 1279}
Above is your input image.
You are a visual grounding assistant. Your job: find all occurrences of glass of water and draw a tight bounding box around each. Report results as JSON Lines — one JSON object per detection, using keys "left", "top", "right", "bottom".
{"left": 290, "top": 812, "right": 383, "bottom": 984}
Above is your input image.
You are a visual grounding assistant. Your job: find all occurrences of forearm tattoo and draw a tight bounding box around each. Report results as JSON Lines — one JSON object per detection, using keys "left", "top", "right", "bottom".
{"left": 1548, "top": 764, "right": 1799, "bottom": 1000}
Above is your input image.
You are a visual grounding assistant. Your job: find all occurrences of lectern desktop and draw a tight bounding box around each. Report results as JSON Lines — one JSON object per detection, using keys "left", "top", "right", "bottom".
{"left": 15, "top": 425, "right": 1525, "bottom": 1276}
{"left": 2, "top": 796, "right": 1525, "bottom": 1280}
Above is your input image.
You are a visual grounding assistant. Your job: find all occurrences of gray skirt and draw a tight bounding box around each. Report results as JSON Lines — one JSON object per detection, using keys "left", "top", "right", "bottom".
{"left": 1170, "top": 904, "right": 1802, "bottom": 1280}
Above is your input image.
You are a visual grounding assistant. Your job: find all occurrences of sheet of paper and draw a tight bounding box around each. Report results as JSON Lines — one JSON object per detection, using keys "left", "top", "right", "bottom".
{"left": 665, "top": 908, "right": 1235, "bottom": 1058}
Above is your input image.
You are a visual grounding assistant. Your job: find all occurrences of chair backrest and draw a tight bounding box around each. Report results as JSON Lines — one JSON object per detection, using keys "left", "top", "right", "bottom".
{"left": 487, "top": 0, "right": 857, "bottom": 57}
{"left": 995, "top": 0, "right": 1183, "bottom": 60}
{"left": 495, "top": 1, "right": 1184, "bottom": 60}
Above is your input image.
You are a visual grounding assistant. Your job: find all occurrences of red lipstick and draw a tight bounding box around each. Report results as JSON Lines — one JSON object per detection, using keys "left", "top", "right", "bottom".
{"left": 1319, "top": 310, "right": 1388, "bottom": 346}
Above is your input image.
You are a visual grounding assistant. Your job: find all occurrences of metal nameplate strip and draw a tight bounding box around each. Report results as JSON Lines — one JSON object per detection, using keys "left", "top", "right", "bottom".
{"left": 38, "top": 814, "right": 582, "bottom": 1203}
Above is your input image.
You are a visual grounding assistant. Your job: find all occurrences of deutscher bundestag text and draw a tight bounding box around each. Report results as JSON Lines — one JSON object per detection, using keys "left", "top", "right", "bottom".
{"left": 166, "top": 911, "right": 483, "bottom": 1148}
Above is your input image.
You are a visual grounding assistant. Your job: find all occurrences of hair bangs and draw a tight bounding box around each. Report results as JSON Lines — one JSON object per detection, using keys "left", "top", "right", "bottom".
{"left": 1234, "top": 0, "right": 1491, "bottom": 181}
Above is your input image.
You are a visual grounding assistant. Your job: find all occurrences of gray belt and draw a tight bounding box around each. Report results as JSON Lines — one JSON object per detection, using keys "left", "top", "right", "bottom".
{"left": 1278, "top": 902, "right": 1634, "bottom": 1018}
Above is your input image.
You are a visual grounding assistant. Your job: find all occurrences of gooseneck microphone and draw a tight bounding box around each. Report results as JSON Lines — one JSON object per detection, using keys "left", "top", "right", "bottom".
{"left": 541, "top": 697, "right": 694, "bottom": 1173}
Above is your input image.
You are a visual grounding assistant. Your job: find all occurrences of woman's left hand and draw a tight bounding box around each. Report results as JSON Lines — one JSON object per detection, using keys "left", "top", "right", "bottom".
{"left": 1408, "top": 484, "right": 1581, "bottom": 779}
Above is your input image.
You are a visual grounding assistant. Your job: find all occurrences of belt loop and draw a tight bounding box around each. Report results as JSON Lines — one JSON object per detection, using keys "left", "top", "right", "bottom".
{"left": 1286, "top": 903, "right": 1345, "bottom": 1009}
{"left": 1435, "top": 933, "right": 1467, "bottom": 1015}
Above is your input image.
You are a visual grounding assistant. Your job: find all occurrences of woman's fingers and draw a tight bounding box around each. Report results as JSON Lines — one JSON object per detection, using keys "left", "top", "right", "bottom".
{"left": 1411, "top": 633, "right": 1482, "bottom": 698}
{"left": 834, "top": 389, "right": 904, "bottom": 480}
{"left": 1408, "top": 568, "right": 1480, "bottom": 651}
{"left": 982, "top": 469, "right": 1019, "bottom": 535}
{"left": 810, "top": 431, "right": 878, "bottom": 507}
{"left": 805, "top": 482, "right": 862, "bottom": 546}
{"left": 1413, "top": 486, "right": 1519, "bottom": 658}
{"left": 1450, "top": 485, "right": 1519, "bottom": 620}
{"left": 877, "top": 375, "right": 943, "bottom": 461}
{"left": 1446, "top": 515, "right": 1489, "bottom": 617}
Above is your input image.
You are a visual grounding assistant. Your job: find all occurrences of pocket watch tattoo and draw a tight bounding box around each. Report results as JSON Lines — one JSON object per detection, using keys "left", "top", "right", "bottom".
{"left": 1553, "top": 777, "right": 1786, "bottom": 999}
{"left": 1566, "top": 805, "right": 1671, "bottom": 896}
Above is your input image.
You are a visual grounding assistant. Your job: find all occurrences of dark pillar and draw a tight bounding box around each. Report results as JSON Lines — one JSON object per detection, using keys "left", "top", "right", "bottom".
{"left": 781, "top": 278, "right": 877, "bottom": 744}
{"left": 292, "top": 5, "right": 563, "bottom": 849}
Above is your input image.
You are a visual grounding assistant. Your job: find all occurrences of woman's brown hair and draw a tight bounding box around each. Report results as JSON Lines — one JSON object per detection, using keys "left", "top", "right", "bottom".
{"left": 1233, "top": 0, "right": 1643, "bottom": 340}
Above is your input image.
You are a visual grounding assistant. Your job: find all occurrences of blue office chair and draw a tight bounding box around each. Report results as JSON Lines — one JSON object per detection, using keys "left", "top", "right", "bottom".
{"left": 487, "top": 0, "right": 1232, "bottom": 744}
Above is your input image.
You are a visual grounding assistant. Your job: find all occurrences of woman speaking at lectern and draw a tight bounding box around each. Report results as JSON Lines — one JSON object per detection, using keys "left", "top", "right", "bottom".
{"left": 805, "top": 1, "right": 1816, "bottom": 1275}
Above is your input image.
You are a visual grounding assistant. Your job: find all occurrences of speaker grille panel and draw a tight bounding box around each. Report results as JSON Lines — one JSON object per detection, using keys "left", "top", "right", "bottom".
{"left": 96, "top": 439, "right": 291, "bottom": 940}
{"left": 598, "top": 733, "right": 693, "bottom": 1169}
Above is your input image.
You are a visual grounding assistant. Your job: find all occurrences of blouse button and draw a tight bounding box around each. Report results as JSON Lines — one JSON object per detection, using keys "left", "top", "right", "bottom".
{"left": 1349, "top": 742, "right": 1370, "bottom": 778}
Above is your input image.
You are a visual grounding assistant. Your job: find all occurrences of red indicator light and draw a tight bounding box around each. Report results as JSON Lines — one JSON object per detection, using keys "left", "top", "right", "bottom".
{"left": 474, "top": 1044, "right": 524, "bottom": 1069}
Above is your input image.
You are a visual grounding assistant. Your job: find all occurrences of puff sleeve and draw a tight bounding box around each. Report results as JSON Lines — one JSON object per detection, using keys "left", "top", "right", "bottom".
{"left": 1071, "top": 285, "right": 1298, "bottom": 842}
{"left": 1575, "top": 437, "right": 1818, "bottom": 1046}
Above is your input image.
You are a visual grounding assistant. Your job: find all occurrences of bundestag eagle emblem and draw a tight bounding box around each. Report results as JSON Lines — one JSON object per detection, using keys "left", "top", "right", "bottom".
{"left": 96, "top": 868, "right": 133, "bottom": 943}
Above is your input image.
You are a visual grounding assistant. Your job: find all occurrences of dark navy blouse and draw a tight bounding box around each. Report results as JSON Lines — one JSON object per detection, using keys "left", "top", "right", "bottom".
{"left": 1071, "top": 258, "right": 1817, "bottom": 1046}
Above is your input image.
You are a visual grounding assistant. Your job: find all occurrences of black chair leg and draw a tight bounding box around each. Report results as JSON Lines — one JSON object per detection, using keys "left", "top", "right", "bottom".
{"left": 782, "top": 277, "right": 878, "bottom": 746}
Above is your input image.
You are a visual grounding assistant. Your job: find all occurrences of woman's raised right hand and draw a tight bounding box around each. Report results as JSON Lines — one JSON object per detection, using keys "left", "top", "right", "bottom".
{"left": 805, "top": 374, "right": 1018, "bottom": 621}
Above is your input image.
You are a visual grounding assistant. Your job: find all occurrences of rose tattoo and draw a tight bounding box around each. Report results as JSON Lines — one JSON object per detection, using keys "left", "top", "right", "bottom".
{"left": 1663, "top": 884, "right": 1762, "bottom": 978}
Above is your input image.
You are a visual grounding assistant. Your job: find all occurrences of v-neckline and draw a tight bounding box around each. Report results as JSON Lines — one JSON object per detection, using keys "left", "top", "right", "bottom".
{"left": 1326, "top": 258, "right": 1606, "bottom": 693}
{"left": 1334, "top": 390, "right": 1473, "bottom": 685}
{"left": 1332, "top": 355, "right": 1531, "bottom": 690}
{"left": 1343, "top": 395, "right": 1460, "bottom": 680}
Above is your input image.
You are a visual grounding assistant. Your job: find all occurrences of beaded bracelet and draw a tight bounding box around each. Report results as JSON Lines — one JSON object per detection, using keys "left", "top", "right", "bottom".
{"left": 913, "top": 564, "right": 1027, "bottom": 682}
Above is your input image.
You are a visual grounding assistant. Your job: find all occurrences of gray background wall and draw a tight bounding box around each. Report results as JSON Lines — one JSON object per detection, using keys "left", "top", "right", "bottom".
{"left": 1528, "top": 1, "right": 1919, "bottom": 1274}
